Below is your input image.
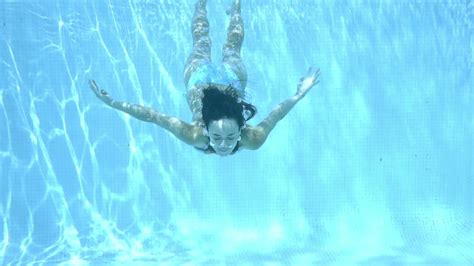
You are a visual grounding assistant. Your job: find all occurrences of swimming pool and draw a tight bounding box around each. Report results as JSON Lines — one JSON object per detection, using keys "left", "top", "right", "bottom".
{"left": 0, "top": 0, "right": 472, "bottom": 264}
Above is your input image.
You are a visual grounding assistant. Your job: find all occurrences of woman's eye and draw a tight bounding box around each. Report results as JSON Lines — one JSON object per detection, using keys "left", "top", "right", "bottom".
{"left": 212, "top": 137, "right": 234, "bottom": 142}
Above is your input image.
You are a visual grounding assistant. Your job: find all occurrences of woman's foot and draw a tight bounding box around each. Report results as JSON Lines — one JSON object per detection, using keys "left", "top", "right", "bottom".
{"left": 226, "top": 0, "right": 240, "bottom": 15}
{"left": 197, "top": 0, "right": 207, "bottom": 8}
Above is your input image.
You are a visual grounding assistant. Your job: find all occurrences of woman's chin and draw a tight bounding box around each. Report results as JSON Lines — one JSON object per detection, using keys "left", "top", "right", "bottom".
{"left": 217, "top": 149, "right": 231, "bottom": 156}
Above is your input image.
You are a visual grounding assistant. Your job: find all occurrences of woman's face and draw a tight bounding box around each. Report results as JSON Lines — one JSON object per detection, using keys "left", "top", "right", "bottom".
{"left": 207, "top": 118, "right": 241, "bottom": 156}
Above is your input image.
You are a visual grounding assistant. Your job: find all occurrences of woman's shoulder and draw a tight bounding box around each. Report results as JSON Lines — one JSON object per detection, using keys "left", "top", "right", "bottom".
{"left": 239, "top": 125, "right": 264, "bottom": 150}
{"left": 191, "top": 122, "right": 210, "bottom": 149}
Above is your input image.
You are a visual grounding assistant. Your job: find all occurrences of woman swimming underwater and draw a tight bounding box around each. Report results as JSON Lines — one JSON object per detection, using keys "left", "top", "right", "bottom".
{"left": 89, "top": 0, "right": 320, "bottom": 156}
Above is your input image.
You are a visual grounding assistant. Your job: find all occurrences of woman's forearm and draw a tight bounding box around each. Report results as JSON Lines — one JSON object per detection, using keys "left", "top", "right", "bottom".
{"left": 257, "top": 94, "right": 301, "bottom": 133}
{"left": 89, "top": 80, "right": 194, "bottom": 142}
{"left": 109, "top": 100, "right": 197, "bottom": 145}
{"left": 110, "top": 100, "right": 157, "bottom": 122}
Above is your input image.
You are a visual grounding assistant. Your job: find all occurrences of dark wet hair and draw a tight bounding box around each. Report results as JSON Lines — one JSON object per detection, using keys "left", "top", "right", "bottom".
{"left": 201, "top": 85, "right": 257, "bottom": 129}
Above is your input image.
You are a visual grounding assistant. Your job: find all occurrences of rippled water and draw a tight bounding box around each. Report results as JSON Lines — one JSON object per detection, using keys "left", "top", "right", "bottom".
{"left": 0, "top": 0, "right": 473, "bottom": 265}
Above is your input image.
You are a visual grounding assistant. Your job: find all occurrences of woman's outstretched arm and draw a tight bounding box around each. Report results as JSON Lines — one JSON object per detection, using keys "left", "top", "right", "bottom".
{"left": 251, "top": 67, "right": 320, "bottom": 148}
{"left": 89, "top": 80, "right": 199, "bottom": 146}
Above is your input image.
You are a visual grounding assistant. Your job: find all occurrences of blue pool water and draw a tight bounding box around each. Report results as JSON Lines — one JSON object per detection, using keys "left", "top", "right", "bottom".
{"left": 0, "top": 0, "right": 473, "bottom": 265}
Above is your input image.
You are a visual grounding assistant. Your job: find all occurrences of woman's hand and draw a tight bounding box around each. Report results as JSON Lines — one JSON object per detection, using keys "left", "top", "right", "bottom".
{"left": 89, "top": 80, "right": 113, "bottom": 106}
{"left": 296, "top": 67, "right": 320, "bottom": 99}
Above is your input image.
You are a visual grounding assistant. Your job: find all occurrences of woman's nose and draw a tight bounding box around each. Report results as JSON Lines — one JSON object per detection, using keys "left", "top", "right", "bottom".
{"left": 215, "top": 139, "right": 233, "bottom": 147}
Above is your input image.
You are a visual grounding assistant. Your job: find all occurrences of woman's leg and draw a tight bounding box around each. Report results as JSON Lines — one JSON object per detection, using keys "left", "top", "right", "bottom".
{"left": 184, "top": 0, "right": 212, "bottom": 87}
{"left": 222, "top": 0, "right": 247, "bottom": 89}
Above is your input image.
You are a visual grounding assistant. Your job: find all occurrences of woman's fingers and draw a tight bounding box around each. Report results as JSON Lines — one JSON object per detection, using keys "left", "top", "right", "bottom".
{"left": 89, "top": 80, "right": 99, "bottom": 94}
{"left": 89, "top": 80, "right": 97, "bottom": 89}
{"left": 312, "top": 68, "right": 320, "bottom": 83}
{"left": 89, "top": 80, "right": 108, "bottom": 99}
